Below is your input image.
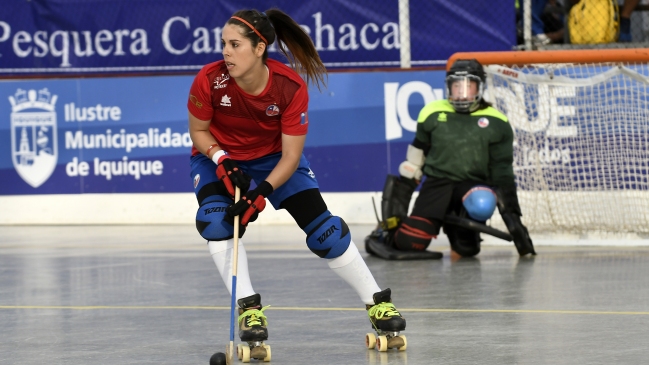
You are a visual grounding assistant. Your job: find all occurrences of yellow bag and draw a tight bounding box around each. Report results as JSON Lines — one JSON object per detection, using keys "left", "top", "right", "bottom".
{"left": 569, "top": 0, "right": 619, "bottom": 44}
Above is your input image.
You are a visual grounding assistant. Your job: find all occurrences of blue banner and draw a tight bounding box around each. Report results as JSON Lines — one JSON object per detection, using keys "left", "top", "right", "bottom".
{"left": 0, "top": 0, "right": 515, "bottom": 75}
{"left": 0, "top": 70, "right": 446, "bottom": 195}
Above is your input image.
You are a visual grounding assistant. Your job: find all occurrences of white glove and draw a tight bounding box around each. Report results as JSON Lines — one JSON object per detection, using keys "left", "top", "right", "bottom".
{"left": 398, "top": 144, "right": 425, "bottom": 181}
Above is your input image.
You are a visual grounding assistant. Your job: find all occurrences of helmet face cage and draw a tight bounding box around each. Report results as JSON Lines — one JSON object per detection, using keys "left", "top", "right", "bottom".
{"left": 446, "top": 73, "right": 484, "bottom": 113}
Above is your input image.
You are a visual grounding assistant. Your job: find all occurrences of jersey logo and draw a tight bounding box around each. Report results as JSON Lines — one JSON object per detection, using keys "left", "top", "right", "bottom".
{"left": 477, "top": 117, "right": 489, "bottom": 128}
{"left": 300, "top": 112, "right": 308, "bottom": 125}
{"left": 266, "top": 104, "right": 280, "bottom": 116}
{"left": 189, "top": 94, "right": 203, "bottom": 109}
{"left": 9, "top": 88, "right": 58, "bottom": 188}
{"left": 220, "top": 95, "right": 231, "bottom": 107}
{"left": 213, "top": 74, "right": 230, "bottom": 89}
{"left": 437, "top": 112, "right": 447, "bottom": 122}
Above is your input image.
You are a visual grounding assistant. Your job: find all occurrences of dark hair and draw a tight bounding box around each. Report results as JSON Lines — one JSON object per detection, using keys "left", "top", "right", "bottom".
{"left": 227, "top": 9, "right": 327, "bottom": 90}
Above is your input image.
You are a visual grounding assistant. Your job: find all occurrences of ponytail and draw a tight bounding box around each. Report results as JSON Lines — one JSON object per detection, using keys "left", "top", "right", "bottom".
{"left": 228, "top": 9, "right": 327, "bottom": 90}
{"left": 266, "top": 9, "right": 327, "bottom": 90}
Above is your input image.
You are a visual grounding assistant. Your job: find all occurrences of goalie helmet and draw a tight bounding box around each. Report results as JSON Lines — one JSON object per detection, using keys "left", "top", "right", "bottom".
{"left": 446, "top": 59, "right": 486, "bottom": 113}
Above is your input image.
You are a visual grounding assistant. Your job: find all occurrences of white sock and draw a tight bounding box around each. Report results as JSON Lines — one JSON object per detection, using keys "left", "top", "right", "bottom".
{"left": 327, "top": 241, "right": 382, "bottom": 305}
{"left": 208, "top": 239, "right": 256, "bottom": 301}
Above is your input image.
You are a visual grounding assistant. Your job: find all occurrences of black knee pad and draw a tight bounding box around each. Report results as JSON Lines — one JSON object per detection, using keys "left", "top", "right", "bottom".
{"left": 445, "top": 225, "right": 481, "bottom": 257}
{"left": 393, "top": 216, "right": 439, "bottom": 251}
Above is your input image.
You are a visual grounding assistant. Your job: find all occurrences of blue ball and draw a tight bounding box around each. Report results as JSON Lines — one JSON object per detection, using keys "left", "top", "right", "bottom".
{"left": 462, "top": 187, "right": 497, "bottom": 221}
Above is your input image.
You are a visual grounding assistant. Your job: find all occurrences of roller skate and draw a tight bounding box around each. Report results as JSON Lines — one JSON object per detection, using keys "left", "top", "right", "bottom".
{"left": 236, "top": 294, "right": 271, "bottom": 363}
{"left": 365, "top": 288, "right": 407, "bottom": 352}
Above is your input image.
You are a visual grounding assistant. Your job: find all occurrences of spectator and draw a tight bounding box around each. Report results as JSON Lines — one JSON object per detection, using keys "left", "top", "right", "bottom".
{"left": 517, "top": 0, "right": 566, "bottom": 47}
{"left": 619, "top": 0, "right": 641, "bottom": 41}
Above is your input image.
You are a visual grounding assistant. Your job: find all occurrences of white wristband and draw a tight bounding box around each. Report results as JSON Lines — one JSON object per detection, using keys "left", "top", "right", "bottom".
{"left": 211, "top": 149, "right": 228, "bottom": 165}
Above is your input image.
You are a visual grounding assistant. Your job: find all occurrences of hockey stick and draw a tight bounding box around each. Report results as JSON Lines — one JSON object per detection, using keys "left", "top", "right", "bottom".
{"left": 225, "top": 186, "right": 241, "bottom": 365}
{"left": 443, "top": 214, "right": 513, "bottom": 241}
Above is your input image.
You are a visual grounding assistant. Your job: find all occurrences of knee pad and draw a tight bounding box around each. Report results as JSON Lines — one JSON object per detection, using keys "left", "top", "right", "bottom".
{"left": 393, "top": 216, "right": 439, "bottom": 251}
{"left": 195, "top": 196, "right": 245, "bottom": 241}
{"left": 445, "top": 225, "right": 481, "bottom": 257}
{"left": 304, "top": 211, "right": 351, "bottom": 259}
{"left": 462, "top": 186, "right": 497, "bottom": 222}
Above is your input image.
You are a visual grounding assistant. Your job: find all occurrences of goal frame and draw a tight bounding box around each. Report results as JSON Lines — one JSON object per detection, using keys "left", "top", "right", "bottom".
{"left": 446, "top": 49, "right": 649, "bottom": 237}
{"left": 447, "top": 48, "right": 649, "bottom": 69}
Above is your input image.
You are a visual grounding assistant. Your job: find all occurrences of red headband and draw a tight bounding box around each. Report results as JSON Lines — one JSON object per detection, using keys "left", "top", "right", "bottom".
{"left": 230, "top": 16, "right": 268, "bottom": 44}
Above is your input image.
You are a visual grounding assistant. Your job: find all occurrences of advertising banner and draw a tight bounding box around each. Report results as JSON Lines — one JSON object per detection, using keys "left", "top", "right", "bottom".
{"left": 0, "top": 70, "right": 446, "bottom": 195}
{"left": 0, "top": 0, "right": 514, "bottom": 75}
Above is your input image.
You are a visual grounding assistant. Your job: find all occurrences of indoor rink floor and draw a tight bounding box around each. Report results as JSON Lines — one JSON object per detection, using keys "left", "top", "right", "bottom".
{"left": 2, "top": 224, "right": 649, "bottom": 365}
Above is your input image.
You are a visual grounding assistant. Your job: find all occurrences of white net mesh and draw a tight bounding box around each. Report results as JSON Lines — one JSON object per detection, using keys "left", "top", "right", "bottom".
{"left": 484, "top": 62, "right": 649, "bottom": 234}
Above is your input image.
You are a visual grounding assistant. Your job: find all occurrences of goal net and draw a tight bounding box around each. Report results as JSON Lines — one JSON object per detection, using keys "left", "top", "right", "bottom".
{"left": 451, "top": 49, "right": 649, "bottom": 235}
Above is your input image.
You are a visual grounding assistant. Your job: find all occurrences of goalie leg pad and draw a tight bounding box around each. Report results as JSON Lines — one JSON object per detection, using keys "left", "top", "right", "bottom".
{"left": 393, "top": 216, "right": 439, "bottom": 251}
{"left": 381, "top": 174, "right": 418, "bottom": 229}
{"left": 462, "top": 186, "right": 497, "bottom": 222}
{"left": 305, "top": 211, "right": 351, "bottom": 259}
{"left": 195, "top": 196, "right": 245, "bottom": 241}
{"left": 444, "top": 224, "right": 481, "bottom": 257}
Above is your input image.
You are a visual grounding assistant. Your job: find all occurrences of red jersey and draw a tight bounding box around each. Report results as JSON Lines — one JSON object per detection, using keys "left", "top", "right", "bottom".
{"left": 187, "top": 58, "right": 309, "bottom": 161}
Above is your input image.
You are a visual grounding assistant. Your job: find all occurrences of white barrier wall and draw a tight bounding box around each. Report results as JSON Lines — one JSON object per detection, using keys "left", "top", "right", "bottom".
{"left": 0, "top": 192, "right": 384, "bottom": 225}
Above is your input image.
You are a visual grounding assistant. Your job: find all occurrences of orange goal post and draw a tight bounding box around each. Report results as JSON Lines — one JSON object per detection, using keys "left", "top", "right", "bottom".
{"left": 447, "top": 49, "right": 649, "bottom": 236}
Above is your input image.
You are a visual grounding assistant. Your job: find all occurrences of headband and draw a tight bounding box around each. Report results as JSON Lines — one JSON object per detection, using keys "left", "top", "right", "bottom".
{"left": 230, "top": 16, "right": 268, "bottom": 44}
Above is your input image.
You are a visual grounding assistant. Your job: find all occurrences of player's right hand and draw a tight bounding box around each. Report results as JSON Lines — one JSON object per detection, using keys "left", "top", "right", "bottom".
{"left": 216, "top": 156, "right": 251, "bottom": 197}
{"left": 398, "top": 160, "right": 423, "bottom": 182}
{"left": 399, "top": 144, "right": 425, "bottom": 182}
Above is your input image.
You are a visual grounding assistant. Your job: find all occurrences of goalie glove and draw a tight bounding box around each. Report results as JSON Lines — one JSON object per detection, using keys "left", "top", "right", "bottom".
{"left": 398, "top": 144, "right": 425, "bottom": 182}
{"left": 496, "top": 184, "right": 536, "bottom": 256}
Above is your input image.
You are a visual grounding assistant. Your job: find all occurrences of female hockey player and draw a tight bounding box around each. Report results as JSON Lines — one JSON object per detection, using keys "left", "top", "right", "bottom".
{"left": 187, "top": 8, "right": 407, "bottom": 357}
{"left": 367, "top": 58, "right": 536, "bottom": 259}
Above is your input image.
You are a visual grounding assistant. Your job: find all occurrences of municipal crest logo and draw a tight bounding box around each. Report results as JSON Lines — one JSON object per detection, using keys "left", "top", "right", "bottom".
{"left": 477, "top": 117, "right": 489, "bottom": 128}
{"left": 266, "top": 104, "right": 280, "bottom": 116}
{"left": 9, "top": 88, "right": 58, "bottom": 188}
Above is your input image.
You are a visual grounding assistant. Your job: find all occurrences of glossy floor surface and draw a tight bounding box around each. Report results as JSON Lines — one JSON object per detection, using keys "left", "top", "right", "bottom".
{"left": 2, "top": 224, "right": 649, "bottom": 365}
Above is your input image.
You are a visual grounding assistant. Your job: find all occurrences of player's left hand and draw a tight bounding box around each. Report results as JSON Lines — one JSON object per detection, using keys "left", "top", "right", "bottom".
{"left": 227, "top": 181, "right": 274, "bottom": 226}
{"left": 502, "top": 213, "right": 536, "bottom": 256}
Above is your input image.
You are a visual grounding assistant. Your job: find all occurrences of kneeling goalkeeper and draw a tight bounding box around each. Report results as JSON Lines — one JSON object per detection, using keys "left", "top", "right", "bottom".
{"left": 367, "top": 58, "right": 536, "bottom": 259}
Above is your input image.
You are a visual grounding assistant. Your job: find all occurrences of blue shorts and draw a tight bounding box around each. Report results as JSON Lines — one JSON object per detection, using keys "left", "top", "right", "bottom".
{"left": 190, "top": 152, "right": 319, "bottom": 209}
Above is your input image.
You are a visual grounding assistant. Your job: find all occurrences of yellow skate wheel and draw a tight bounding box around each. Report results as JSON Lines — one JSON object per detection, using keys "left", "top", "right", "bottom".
{"left": 240, "top": 344, "right": 251, "bottom": 363}
{"left": 236, "top": 344, "right": 244, "bottom": 360}
{"left": 365, "top": 333, "right": 376, "bottom": 349}
{"left": 263, "top": 345, "right": 271, "bottom": 362}
{"left": 398, "top": 335, "right": 407, "bottom": 351}
{"left": 376, "top": 335, "right": 388, "bottom": 352}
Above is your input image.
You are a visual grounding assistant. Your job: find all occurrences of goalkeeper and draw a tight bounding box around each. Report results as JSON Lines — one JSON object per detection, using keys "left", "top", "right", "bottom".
{"left": 366, "top": 58, "right": 536, "bottom": 259}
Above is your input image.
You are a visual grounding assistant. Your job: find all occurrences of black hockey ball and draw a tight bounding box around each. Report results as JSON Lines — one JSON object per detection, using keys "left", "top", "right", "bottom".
{"left": 210, "top": 352, "right": 226, "bottom": 365}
